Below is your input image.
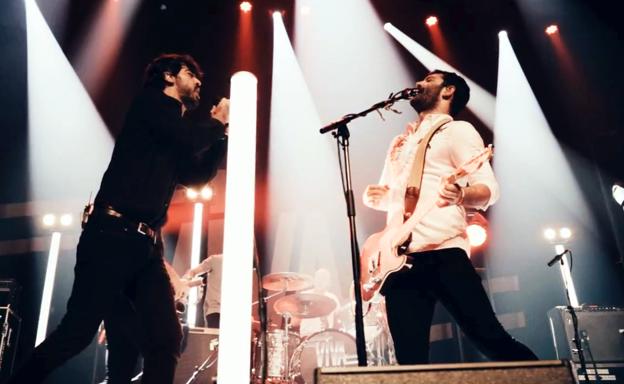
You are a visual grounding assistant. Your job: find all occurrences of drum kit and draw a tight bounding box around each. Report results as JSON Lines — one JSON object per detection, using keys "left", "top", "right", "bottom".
{"left": 252, "top": 272, "right": 396, "bottom": 384}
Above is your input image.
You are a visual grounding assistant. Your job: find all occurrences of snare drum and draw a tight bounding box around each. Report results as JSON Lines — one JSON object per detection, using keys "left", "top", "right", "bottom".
{"left": 253, "top": 330, "right": 300, "bottom": 382}
{"left": 289, "top": 330, "right": 359, "bottom": 384}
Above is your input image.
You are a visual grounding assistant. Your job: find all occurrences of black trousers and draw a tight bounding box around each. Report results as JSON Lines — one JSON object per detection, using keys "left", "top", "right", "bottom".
{"left": 104, "top": 296, "right": 143, "bottom": 384}
{"left": 8, "top": 218, "right": 182, "bottom": 384}
{"left": 383, "top": 247, "right": 538, "bottom": 364}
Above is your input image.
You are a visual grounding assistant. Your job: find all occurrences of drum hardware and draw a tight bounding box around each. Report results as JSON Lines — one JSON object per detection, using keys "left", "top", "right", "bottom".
{"left": 273, "top": 293, "right": 337, "bottom": 319}
{"left": 184, "top": 343, "right": 219, "bottom": 384}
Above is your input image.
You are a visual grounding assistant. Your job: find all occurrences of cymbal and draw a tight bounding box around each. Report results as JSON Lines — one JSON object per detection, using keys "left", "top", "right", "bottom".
{"left": 273, "top": 293, "right": 337, "bottom": 319}
{"left": 262, "top": 272, "right": 313, "bottom": 292}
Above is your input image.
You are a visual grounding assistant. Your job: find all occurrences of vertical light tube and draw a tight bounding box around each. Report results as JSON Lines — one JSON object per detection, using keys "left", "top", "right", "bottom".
{"left": 187, "top": 202, "right": 204, "bottom": 327}
{"left": 217, "top": 71, "right": 257, "bottom": 383}
{"left": 555, "top": 244, "right": 579, "bottom": 307}
{"left": 35, "top": 231, "right": 62, "bottom": 346}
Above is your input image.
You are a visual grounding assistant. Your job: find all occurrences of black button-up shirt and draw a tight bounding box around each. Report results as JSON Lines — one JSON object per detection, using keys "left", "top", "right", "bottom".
{"left": 95, "top": 87, "right": 227, "bottom": 228}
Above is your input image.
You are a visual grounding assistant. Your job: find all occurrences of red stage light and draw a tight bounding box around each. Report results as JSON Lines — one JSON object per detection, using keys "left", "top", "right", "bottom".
{"left": 545, "top": 24, "right": 559, "bottom": 35}
{"left": 426, "top": 16, "right": 438, "bottom": 27}
{"left": 240, "top": 1, "right": 252, "bottom": 13}
{"left": 466, "top": 212, "right": 488, "bottom": 248}
{"left": 467, "top": 224, "right": 487, "bottom": 247}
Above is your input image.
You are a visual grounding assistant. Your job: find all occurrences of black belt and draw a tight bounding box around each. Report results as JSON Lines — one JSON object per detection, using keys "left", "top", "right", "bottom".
{"left": 83, "top": 204, "right": 157, "bottom": 243}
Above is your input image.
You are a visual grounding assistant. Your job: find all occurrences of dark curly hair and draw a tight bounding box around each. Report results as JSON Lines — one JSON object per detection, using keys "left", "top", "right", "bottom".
{"left": 143, "top": 53, "right": 203, "bottom": 89}
{"left": 430, "top": 69, "right": 470, "bottom": 116}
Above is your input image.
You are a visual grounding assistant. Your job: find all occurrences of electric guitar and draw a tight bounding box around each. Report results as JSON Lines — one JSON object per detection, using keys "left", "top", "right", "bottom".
{"left": 359, "top": 145, "right": 493, "bottom": 302}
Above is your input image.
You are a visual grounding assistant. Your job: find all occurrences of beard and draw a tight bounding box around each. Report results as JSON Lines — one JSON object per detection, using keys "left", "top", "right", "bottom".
{"left": 181, "top": 87, "right": 201, "bottom": 111}
{"left": 409, "top": 86, "right": 442, "bottom": 113}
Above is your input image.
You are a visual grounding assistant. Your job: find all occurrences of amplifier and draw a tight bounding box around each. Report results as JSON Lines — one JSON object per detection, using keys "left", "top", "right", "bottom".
{"left": 0, "top": 279, "right": 21, "bottom": 308}
{"left": 0, "top": 306, "right": 21, "bottom": 381}
{"left": 316, "top": 360, "right": 575, "bottom": 384}
{"left": 548, "top": 306, "right": 624, "bottom": 363}
{"left": 174, "top": 327, "right": 219, "bottom": 384}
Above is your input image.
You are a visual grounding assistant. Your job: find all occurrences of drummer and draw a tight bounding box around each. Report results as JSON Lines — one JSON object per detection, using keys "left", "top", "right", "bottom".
{"left": 295, "top": 268, "right": 341, "bottom": 337}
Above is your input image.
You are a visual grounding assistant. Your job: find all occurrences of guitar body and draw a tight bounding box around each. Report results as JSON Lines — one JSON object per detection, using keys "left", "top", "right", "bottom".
{"left": 359, "top": 145, "right": 493, "bottom": 302}
{"left": 359, "top": 226, "right": 408, "bottom": 302}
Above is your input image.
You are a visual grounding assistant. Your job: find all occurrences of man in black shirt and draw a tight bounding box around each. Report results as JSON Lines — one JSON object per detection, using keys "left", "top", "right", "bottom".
{"left": 8, "top": 53, "right": 229, "bottom": 384}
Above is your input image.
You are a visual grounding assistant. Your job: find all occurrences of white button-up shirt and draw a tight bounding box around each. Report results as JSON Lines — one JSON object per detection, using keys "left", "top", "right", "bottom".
{"left": 364, "top": 113, "right": 499, "bottom": 256}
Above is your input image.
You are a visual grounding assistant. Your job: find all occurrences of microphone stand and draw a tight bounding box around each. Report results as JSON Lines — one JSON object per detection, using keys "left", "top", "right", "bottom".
{"left": 319, "top": 89, "right": 413, "bottom": 366}
{"left": 547, "top": 251, "right": 590, "bottom": 382}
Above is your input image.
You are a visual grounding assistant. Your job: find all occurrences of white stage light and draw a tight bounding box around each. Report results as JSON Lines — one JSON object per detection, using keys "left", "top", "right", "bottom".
{"left": 559, "top": 227, "right": 572, "bottom": 240}
{"left": 186, "top": 188, "right": 198, "bottom": 200}
{"left": 35, "top": 232, "right": 62, "bottom": 346}
{"left": 42, "top": 214, "right": 56, "bottom": 227}
{"left": 217, "top": 71, "right": 257, "bottom": 384}
{"left": 613, "top": 184, "right": 624, "bottom": 207}
{"left": 186, "top": 202, "right": 204, "bottom": 327}
{"left": 200, "top": 185, "right": 214, "bottom": 201}
{"left": 543, "top": 228, "right": 557, "bottom": 241}
{"left": 59, "top": 213, "right": 73, "bottom": 227}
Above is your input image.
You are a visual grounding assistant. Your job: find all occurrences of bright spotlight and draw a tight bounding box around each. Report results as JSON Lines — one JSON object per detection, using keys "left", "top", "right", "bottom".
{"left": 383, "top": 22, "right": 391, "bottom": 31}
{"left": 186, "top": 188, "right": 199, "bottom": 200}
{"left": 545, "top": 25, "right": 559, "bottom": 35}
{"left": 42, "top": 214, "right": 56, "bottom": 227}
{"left": 559, "top": 227, "right": 572, "bottom": 240}
{"left": 425, "top": 16, "right": 438, "bottom": 27}
{"left": 543, "top": 228, "right": 557, "bottom": 241}
{"left": 498, "top": 30, "right": 508, "bottom": 38}
{"left": 272, "top": 10, "right": 283, "bottom": 19}
{"left": 467, "top": 224, "right": 487, "bottom": 247}
{"left": 59, "top": 214, "right": 73, "bottom": 227}
{"left": 612, "top": 183, "right": 624, "bottom": 207}
{"left": 240, "top": 1, "right": 252, "bottom": 13}
{"left": 200, "top": 185, "right": 214, "bottom": 201}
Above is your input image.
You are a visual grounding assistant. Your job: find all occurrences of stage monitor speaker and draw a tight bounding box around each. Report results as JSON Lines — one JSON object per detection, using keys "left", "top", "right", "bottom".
{"left": 174, "top": 327, "right": 219, "bottom": 384}
{"left": 316, "top": 360, "right": 574, "bottom": 384}
{"left": 548, "top": 306, "right": 624, "bottom": 363}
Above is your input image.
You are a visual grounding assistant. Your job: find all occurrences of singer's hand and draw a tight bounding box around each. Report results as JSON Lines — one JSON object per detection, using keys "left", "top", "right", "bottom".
{"left": 211, "top": 97, "right": 230, "bottom": 127}
{"left": 364, "top": 184, "right": 389, "bottom": 207}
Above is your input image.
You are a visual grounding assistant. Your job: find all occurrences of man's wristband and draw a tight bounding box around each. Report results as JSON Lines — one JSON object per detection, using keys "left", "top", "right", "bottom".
{"left": 455, "top": 183, "right": 465, "bottom": 205}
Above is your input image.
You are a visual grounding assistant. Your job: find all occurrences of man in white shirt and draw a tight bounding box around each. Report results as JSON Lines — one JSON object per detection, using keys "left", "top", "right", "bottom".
{"left": 184, "top": 254, "right": 222, "bottom": 328}
{"left": 363, "top": 70, "right": 537, "bottom": 364}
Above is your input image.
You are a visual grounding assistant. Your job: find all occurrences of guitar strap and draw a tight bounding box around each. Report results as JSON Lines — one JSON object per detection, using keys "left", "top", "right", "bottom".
{"left": 404, "top": 117, "right": 452, "bottom": 216}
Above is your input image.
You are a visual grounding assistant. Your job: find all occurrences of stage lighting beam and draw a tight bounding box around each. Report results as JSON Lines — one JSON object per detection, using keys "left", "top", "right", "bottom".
{"left": 384, "top": 22, "right": 496, "bottom": 129}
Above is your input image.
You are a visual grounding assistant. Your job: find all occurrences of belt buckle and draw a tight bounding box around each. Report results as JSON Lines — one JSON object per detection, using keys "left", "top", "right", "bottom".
{"left": 137, "top": 222, "right": 149, "bottom": 236}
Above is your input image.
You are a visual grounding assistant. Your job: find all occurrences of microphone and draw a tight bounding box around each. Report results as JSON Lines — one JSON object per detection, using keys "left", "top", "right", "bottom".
{"left": 547, "top": 249, "right": 569, "bottom": 267}
{"left": 397, "top": 87, "right": 420, "bottom": 100}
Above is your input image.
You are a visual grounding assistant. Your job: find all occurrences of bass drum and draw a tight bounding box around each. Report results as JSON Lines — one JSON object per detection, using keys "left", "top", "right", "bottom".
{"left": 289, "top": 330, "right": 360, "bottom": 384}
